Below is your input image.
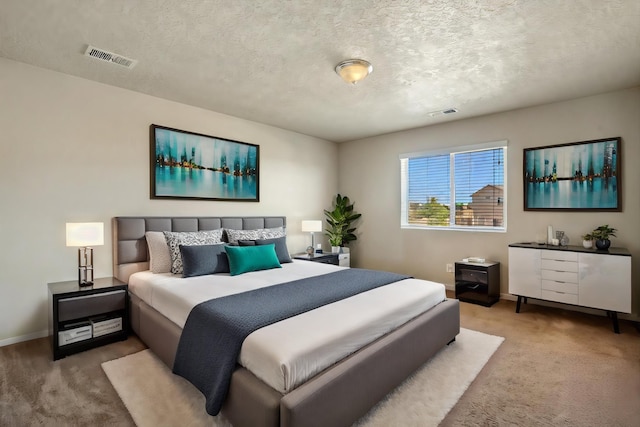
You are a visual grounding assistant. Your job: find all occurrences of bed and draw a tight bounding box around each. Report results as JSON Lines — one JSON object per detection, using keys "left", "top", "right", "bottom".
{"left": 113, "top": 216, "right": 460, "bottom": 427}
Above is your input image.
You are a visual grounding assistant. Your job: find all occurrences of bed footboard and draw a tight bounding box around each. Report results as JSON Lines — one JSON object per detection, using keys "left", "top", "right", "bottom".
{"left": 130, "top": 294, "right": 459, "bottom": 427}
{"left": 280, "top": 298, "right": 460, "bottom": 427}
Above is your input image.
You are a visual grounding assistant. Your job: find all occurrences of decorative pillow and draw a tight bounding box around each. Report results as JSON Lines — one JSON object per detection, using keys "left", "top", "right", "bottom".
{"left": 239, "top": 236, "right": 292, "bottom": 264}
{"left": 145, "top": 231, "right": 172, "bottom": 273}
{"left": 224, "top": 245, "right": 282, "bottom": 276}
{"left": 225, "top": 227, "right": 285, "bottom": 244}
{"left": 163, "top": 229, "right": 224, "bottom": 274}
{"left": 179, "top": 244, "right": 229, "bottom": 278}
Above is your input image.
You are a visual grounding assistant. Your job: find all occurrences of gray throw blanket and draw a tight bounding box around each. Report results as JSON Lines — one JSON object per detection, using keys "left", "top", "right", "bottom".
{"left": 172, "top": 268, "right": 410, "bottom": 415}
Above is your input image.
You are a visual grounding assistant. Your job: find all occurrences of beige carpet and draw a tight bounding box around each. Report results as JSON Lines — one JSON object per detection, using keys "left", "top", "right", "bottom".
{"left": 102, "top": 328, "right": 503, "bottom": 427}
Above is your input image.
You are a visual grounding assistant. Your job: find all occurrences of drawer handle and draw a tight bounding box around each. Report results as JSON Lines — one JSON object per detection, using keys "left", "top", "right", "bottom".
{"left": 555, "top": 291, "right": 565, "bottom": 294}
{"left": 554, "top": 280, "right": 565, "bottom": 284}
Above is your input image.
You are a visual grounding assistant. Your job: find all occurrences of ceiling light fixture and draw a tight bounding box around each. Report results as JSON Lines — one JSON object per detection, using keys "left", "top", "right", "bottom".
{"left": 335, "top": 59, "right": 373, "bottom": 84}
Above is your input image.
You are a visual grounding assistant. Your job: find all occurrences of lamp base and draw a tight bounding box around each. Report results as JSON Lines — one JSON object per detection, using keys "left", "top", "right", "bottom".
{"left": 77, "top": 247, "right": 94, "bottom": 287}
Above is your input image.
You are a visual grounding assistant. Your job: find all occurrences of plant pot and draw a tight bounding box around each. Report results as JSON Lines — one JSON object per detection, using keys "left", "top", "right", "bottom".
{"left": 582, "top": 240, "right": 593, "bottom": 249}
{"left": 331, "top": 246, "right": 341, "bottom": 254}
{"left": 595, "top": 239, "right": 610, "bottom": 250}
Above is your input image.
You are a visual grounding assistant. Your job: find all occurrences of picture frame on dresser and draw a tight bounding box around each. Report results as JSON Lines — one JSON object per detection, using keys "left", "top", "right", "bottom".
{"left": 150, "top": 124, "right": 260, "bottom": 202}
{"left": 523, "top": 137, "right": 621, "bottom": 211}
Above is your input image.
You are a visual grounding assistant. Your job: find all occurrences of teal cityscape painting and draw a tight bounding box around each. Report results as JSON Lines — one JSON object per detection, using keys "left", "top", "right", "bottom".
{"left": 151, "top": 125, "right": 259, "bottom": 201}
{"left": 524, "top": 137, "right": 621, "bottom": 211}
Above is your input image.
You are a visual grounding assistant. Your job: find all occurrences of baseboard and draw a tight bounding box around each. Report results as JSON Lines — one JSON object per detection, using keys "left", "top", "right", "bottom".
{"left": 0, "top": 329, "right": 48, "bottom": 348}
{"left": 498, "top": 293, "right": 640, "bottom": 322}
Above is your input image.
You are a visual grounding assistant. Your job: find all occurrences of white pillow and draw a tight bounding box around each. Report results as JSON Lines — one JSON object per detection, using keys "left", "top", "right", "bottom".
{"left": 225, "top": 227, "right": 285, "bottom": 244}
{"left": 145, "top": 231, "right": 171, "bottom": 273}
{"left": 163, "top": 229, "right": 224, "bottom": 274}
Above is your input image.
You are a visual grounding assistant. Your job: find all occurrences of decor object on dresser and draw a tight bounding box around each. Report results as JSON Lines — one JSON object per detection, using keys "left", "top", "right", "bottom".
{"left": 581, "top": 233, "right": 593, "bottom": 249}
{"left": 324, "top": 193, "right": 361, "bottom": 253}
{"left": 150, "top": 124, "right": 259, "bottom": 202}
{"left": 523, "top": 137, "right": 621, "bottom": 211}
{"left": 455, "top": 260, "right": 500, "bottom": 307}
{"left": 300, "top": 220, "right": 322, "bottom": 254}
{"left": 508, "top": 243, "right": 631, "bottom": 333}
{"left": 590, "top": 224, "right": 617, "bottom": 251}
{"left": 65, "top": 222, "right": 104, "bottom": 286}
{"left": 49, "top": 277, "right": 128, "bottom": 360}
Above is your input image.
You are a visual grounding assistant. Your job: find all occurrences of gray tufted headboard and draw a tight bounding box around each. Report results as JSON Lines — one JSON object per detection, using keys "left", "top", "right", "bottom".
{"left": 112, "top": 216, "right": 287, "bottom": 283}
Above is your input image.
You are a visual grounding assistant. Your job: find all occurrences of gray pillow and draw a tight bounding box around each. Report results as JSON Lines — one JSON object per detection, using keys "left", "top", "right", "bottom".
{"left": 163, "top": 229, "right": 224, "bottom": 274}
{"left": 239, "top": 236, "right": 292, "bottom": 264}
{"left": 179, "top": 244, "right": 230, "bottom": 277}
{"left": 225, "top": 227, "right": 285, "bottom": 244}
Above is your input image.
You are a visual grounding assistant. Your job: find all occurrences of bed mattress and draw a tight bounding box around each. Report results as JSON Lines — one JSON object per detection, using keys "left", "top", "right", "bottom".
{"left": 129, "top": 261, "right": 446, "bottom": 393}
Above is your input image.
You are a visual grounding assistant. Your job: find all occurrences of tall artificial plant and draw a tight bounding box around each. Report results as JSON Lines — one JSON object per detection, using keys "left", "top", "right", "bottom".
{"left": 324, "top": 194, "right": 362, "bottom": 247}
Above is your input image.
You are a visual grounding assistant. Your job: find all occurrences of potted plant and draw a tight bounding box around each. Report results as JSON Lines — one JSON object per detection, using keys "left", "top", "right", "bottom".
{"left": 324, "top": 194, "right": 361, "bottom": 253}
{"left": 581, "top": 233, "right": 593, "bottom": 249}
{"left": 591, "top": 225, "right": 617, "bottom": 250}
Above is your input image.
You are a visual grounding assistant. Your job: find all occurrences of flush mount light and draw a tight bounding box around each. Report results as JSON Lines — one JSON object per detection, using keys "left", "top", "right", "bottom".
{"left": 335, "top": 59, "right": 373, "bottom": 84}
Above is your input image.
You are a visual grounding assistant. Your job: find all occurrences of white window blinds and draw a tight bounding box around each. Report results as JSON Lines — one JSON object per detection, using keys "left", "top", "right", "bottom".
{"left": 400, "top": 141, "right": 507, "bottom": 231}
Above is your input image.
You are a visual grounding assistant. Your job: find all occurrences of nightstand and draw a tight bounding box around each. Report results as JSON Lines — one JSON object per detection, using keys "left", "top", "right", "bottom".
{"left": 293, "top": 252, "right": 339, "bottom": 265}
{"left": 454, "top": 260, "right": 500, "bottom": 307}
{"left": 48, "top": 277, "right": 129, "bottom": 360}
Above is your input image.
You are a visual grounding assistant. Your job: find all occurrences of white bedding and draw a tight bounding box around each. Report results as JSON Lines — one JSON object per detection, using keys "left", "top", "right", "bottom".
{"left": 129, "top": 261, "right": 446, "bottom": 393}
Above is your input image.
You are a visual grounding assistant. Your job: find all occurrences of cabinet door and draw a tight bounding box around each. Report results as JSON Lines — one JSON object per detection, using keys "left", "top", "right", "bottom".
{"left": 578, "top": 254, "right": 631, "bottom": 313}
{"left": 508, "top": 247, "right": 541, "bottom": 298}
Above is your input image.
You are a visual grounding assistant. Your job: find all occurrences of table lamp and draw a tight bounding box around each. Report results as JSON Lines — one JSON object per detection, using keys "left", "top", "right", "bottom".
{"left": 301, "top": 220, "right": 323, "bottom": 253}
{"left": 66, "top": 222, "right": 104, "bottom": 286}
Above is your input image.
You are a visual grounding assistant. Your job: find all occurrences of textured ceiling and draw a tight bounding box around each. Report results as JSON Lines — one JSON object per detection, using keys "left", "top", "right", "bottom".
{"left": 1, "top": 0, "right": 639, "bottom": 142}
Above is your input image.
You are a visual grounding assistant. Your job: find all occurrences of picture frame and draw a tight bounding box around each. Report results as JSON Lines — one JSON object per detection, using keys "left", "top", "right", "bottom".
{"left": 150, "top": 124, "right": 259, "bottom": 201}
{"left": 523, "top": 137, "right": 621, "bottom": 211}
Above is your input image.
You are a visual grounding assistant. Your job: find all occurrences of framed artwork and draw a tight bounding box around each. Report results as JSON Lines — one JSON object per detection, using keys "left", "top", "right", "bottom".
{"left": 523, "top": 137, "right": 621, "bottom": 211}
{"left": 150, "top": 124, "right": 259, "bottom": 201}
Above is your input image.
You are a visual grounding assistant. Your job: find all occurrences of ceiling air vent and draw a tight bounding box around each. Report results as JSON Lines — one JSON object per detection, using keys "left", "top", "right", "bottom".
{"left": 84, "top": 45, "right": 137, "bottom": 69}
{"left": 427, "top": 107, "right": 458, "bottom": 118}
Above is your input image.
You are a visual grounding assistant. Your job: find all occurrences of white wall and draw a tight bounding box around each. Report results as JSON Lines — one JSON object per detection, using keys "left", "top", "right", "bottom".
{"left": 0, "top": 58, "right": 338, "bottom": 344}
{"left": 339, "top": 87, "right": 640, "bottom": 316}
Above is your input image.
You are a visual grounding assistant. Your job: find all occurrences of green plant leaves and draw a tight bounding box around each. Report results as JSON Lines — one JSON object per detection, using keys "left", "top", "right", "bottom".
{"left": 324, "top": 193, "right": 361, "bottom": 246}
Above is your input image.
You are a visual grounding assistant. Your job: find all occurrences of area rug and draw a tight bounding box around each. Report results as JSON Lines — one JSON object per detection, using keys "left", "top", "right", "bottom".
{"left": 102, "top": 328, "right": 503, "bottom": 427}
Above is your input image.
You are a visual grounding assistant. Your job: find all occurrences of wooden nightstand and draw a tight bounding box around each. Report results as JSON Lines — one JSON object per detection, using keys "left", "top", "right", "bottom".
{"left": 454, "top": 260, "right": 500, "bottom": 307}
{"left": 293, "top": 252, "right": 339, "bottom": 265}
{"left": 48, "top": 277, "right": 129, "bottom": 360}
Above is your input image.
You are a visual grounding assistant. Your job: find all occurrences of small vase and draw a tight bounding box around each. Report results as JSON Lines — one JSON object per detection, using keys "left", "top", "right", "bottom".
{"left": 582, "top": 240, "right": 593, "bottom": 249}
{"left": 595, "top": 239, "right": 610, "bottom": 250}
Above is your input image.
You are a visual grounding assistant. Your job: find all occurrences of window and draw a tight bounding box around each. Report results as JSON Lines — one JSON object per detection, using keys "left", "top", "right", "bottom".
{"left": 400, "top": 141, "right": 507, "bottom": 231}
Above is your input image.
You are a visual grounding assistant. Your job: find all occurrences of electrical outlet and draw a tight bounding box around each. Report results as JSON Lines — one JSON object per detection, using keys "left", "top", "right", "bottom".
{"left": 446, "top": 263, "right": 454, "bottom": 273}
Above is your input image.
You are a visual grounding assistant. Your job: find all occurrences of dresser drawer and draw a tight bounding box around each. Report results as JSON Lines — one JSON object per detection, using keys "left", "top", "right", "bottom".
{"left": 542, "top": 280, "right": 578, "bottom": 295}
{"left": 541, "top": 289, "right": 579, "bottom": 305}
{"left": 58, "top": 290, "right": 126, "bottom": 322}
{"left": 541, "top": 269, "right": 578, "bottom": 284}
{"left": 540, "top": 259, "right": 578, "bottom": 273}
{"left": 541, "top": 250, "right": 578, "bottom": 262}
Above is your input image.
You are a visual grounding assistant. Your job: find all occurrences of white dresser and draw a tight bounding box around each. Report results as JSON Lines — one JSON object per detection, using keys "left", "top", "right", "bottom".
{"left": 508, "top": 243, "right": 631, "bottom": 333}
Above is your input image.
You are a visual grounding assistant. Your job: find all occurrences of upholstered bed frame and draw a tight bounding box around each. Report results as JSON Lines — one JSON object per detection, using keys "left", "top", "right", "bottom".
{"left": 113, "top": 216, "right": 460, "bottom": 427}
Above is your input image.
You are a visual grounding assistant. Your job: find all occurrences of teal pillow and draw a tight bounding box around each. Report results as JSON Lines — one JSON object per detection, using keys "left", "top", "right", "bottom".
{"left": 224, "top": 244, "right": 282, "bottom": 276}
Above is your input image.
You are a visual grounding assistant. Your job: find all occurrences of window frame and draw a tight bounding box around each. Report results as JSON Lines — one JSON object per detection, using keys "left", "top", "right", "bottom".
{"left": 400, "top": 140, "right": 508, "bottom": 232}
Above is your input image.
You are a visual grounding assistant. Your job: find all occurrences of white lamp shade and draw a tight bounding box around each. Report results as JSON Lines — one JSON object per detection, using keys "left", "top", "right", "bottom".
{"left": 301, "top": 220, "right": 323, "bottom": 233}
{"left": 66, "top": 222, "right": 104, "bottom": 247}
